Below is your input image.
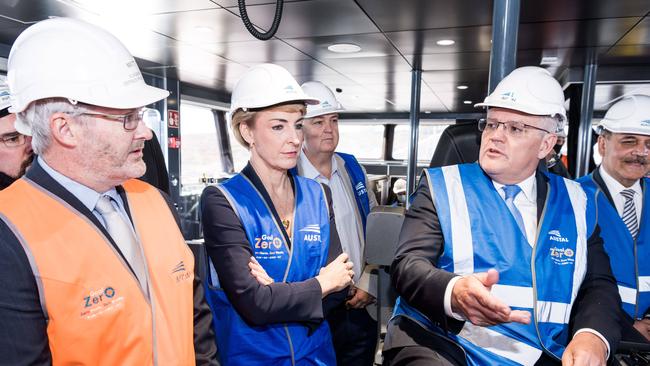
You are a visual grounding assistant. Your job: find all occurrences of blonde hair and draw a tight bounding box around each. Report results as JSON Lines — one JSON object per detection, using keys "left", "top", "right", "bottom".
{"left": 230, "top": 102, "right": 306, "bottom": 149}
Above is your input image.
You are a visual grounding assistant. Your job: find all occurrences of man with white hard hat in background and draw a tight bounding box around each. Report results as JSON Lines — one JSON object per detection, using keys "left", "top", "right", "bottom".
{"left": 578, "top": 95, "right": 650, "bottom": 344}
{"left": 0, "top": 18, "right": 216, "bottom": 365}
{"left": 294, "top": 80, "right": 379, "bottom": 366}
{"left": 0, "top": 75, "right": 33, "bottom": 190}
{"left": 384, "top": 66, "right": 620, "bottom": 366}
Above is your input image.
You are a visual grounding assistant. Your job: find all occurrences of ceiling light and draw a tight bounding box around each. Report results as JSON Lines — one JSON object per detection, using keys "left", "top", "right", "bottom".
{"left": 436, "top": 39, "right": 455, "bottom": 46}
{"left": 463, "top": 100, "right": 472, "bottom": 105}
{"left": 540, "top": 56, "right": 559, "bottom": 66}
{"left": 424, "top": 110, "right": 432, "bottom": 114}
{"left": 193, "top": 26, "right": 215, "bottom": 34}
{"left": 457, "top": 85, "right": 468, "bottom": 90}
{"left": 327, "top": 43, "right": 362, "bottom": 53}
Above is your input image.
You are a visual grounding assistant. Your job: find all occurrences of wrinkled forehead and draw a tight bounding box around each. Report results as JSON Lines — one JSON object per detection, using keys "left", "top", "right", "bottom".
{"left": 0, "top": 113, "right": 17, "bottom": 134}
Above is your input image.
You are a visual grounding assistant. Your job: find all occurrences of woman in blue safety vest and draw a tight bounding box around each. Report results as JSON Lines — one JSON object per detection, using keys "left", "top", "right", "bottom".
{"left": 200, "top": 63, "right": 354, "bottom": 366}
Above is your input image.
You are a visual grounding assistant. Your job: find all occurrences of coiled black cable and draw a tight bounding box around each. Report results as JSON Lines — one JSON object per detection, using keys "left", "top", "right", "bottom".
{"left": 238, "top": 0, "right": 284, "bottom": 41}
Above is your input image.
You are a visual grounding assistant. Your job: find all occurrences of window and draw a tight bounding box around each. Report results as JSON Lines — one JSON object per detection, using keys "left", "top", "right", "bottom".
{"left": 392, "top": 122, "right": 455, "bottom": 161}
{"left": 337, "top": 124, "right": 385, "bottom": 160}
{"left": 227, "top": 122, "right": 251, "bottom": 172}
{"left": 179, "top": 102, "right": 224, "bottom": 195}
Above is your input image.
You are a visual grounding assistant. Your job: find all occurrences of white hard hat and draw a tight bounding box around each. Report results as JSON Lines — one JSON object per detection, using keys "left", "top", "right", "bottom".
{"left": 475, "top": 66, "right": 567, "bottom": 129}
{"left": 300, "top": 81, "right": 345, "bottom": 119}
{"left": 0, "top": 75, "right": 10, "bottom": 113}
{"left": 7, "top": 18, "right": 169, "bottom": 133}
{"left": 229, "top": 63, "right": 318, "bottom": 119}
{"left": 596, "top": 94, "right": 650, "bottom": 136}
{"left": 393, "top": 178, "right": 407, "bottom": 195}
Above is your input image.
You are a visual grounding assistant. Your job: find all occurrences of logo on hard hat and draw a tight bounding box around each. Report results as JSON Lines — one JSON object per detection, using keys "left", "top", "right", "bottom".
{"left": 499, "top": 92, "right": 517, "bottom": 102}
{"left": 284, "top": 85, "right": 297, "bottom": 94}
{"left": 321, "top": 100, "right": 332, "bottom": 108}
{"left": 641, "top": 119, "right": 650, "bottom": 127}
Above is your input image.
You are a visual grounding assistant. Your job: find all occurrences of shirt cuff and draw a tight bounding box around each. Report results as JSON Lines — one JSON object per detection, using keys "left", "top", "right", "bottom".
{"left": 574, "top": 328, "right": 610, "bottom": 359}
{"left": 444, "top": 276, "right": 466, "bottom": 321}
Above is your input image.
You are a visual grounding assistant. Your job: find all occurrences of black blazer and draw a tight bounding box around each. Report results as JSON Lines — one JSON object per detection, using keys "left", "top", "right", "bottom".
{"left": 0, "top": 160, "right": 217, "bottom": 365}
{"left": 384, "top": 168, "right": 621, "bottom": 365}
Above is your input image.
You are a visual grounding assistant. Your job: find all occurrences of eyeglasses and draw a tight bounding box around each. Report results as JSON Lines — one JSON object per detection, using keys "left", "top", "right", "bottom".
{"left": 0, "top": 132, "right": 27, "bottom": 148}
{"left": 478, "top": 118, "right": 553, "bottom": 137}
{"left": 78, "top": 108, "right": 146, "bottom": 131}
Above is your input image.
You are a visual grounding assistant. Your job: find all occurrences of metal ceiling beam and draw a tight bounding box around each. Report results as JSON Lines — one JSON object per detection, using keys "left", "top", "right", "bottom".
{"left": 575, "top": 51, "right": 598, "bottom": 178}
{"left": 406, "top": 69, "right": 422, "bottom": 203}
{"left": 488, "top": 0, "right": 520, "bottom": 93}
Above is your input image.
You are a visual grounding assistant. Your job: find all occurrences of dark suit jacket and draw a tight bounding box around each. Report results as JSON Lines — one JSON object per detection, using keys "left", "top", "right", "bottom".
{"left": 0, "top": 160, "right": 217, "bottom": 366}
{"left": 385, "top": 168, "right": 621, "bottom": 365}
{"left": 589, "top": 167, "right": 649, "bottom": 344}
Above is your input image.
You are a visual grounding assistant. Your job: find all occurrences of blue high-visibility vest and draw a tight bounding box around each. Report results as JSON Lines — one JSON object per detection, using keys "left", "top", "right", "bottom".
{"left": 204, "top": 173, "right": 335, "bottom": 366}
{"left": 335, "top": 152, "right": 371, "bottom": 232}
{"left": 578, "top": 173, "right": 650, "bottom": 319}
{"left": 393, "top": 163, "right": 594, "bottom": 365}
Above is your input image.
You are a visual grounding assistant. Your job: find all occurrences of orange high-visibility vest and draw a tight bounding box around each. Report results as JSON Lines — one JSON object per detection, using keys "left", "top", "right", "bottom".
{"left": 0, "top": 178, "right": 195, "bottom": 366}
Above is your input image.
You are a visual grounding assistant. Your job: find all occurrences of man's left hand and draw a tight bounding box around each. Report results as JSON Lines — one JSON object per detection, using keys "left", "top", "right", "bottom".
{"left": 562, "top": 332, "right": 607, "bottom": 366}
{"left": 346, "top": 287, "right": 375, "bottom": 309}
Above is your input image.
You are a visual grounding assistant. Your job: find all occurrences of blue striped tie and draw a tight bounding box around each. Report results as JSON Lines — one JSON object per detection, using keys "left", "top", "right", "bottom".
{"left": 621, "top": 189, "right": 639, "bottom": 239}
{"left": 503, "top": 185, "right": 526, "bottom": 238}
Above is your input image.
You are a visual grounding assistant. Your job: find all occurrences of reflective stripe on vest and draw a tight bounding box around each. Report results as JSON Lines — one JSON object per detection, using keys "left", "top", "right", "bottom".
{"left": 578, "top": 175, "right": 650, "bottom": 318}
{"left": 335, "top": 152, "right": 371, "bottom": 232}
{"left": 393, "top": 163, "right": 591, "bottom": 365}
{"left": 0, "top": 178, "right": 195, "bottom": 366}
{"left": 204, "top": 173, "right": 335, "bottom": 366}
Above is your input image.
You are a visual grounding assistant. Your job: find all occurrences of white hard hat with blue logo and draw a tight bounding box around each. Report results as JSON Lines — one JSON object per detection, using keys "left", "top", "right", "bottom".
{"left": 475, "top": 66, "right": 567, "bottom": 131}
{"left": 596, "top": 94, "right": 650, "bottom": 136}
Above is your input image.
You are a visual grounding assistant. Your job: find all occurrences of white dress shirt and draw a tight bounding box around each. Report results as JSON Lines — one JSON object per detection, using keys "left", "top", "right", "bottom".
{"left": 599, "top": 165, "right": 643, "bottom": 223}
{"left": 297, "top": 153, "right": 365, "bottom": 282}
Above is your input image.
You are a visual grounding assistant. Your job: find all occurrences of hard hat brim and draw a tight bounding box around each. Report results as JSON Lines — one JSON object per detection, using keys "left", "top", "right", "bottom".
{"left": 304, "top": 107, "right": 346, "bottom": 119}
{"left": 474, "top": 99, "right": 566, "bottom": 121}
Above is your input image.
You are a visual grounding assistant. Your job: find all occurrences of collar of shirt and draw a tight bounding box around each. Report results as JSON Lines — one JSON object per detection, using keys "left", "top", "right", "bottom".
{"left": 38, "top": 156, "right": 124, "bottom": 213}
{"left": 298, "top": 151, "right": 339, "bottom": 182}
{"left": 492, "top": 172, "right": 537, "bottom": 204}
{"left": 599, "top": 165, "right": 643, "bottom": 198}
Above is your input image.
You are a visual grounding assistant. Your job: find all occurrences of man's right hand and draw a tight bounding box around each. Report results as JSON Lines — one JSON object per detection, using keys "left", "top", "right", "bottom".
{"left": 316, "top": 253, "right": 354, "bottom": 297}
{"left": 451, "top": 269, "right": 531, "bottom": 326}
{"left": 633, "top": 318, "right": 650, "bottom": 341}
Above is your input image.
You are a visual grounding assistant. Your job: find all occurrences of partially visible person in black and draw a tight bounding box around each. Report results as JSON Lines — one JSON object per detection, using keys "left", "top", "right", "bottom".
{"left": 138, "top": 130, "right": 170, "bottom": 195}
{"left": 429, "top": 120, "right": 481, "bottom": 168}
{"left": 0, "top": 76, "right": 33, "bottom": 190}
{"left": 200, "top": 63, "right": 353, "bottom": 365}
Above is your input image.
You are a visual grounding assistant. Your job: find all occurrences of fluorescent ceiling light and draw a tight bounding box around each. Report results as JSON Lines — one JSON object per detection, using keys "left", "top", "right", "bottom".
{"left": 540, "top": 56, "right": 559, "bottom": 66}
{"left": 327, "top": 43, "right": 362, "bottom": 53}
{"left": 457, "top": 85, "right": 468, "bottom": 90}
{"left": 436, "top": 39, "right": 455, "bottom": 46}
{"left": 463, "top": 100, "right": 472, "bottom": 104}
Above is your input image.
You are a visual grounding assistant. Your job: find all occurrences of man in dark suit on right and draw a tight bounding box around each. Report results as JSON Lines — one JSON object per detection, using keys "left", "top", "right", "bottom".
{"left": 383, "top": 67, "right": 621, "bottom": 366}
{"left": 578, "top": 94, "right": 650, "bottom": 343}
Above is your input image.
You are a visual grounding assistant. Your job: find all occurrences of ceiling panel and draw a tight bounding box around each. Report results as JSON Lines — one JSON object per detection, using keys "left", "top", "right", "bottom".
{"left": 616, "top": 16, "right": 650, "bottom": 46}
{"left": 605, "top": 44, "right": 650, "bottom": 62}
{"left": 242, "top": 59, "right": 339, "bottom": 78}
{"left": 148, "top": 8, "right": 257, "bottom": 43}
{"left": 240, "top": 0, "right": 379, "bottom": 38}
{"left": 198, "top": 39, "right": 310, "bottom": 62}
{"left": 322, "top": 55, "right": 412, "bottom": 74}
{"left": 284, "top": 33, "right": 399, "bottom": 59}
{"left": 520, "top": 0, "right": 650, "bottom": 23}
{"left": 356, "top": 0, "right": 492, "bottom": 32}
{"left": 518, "top": 18, "right": 641, "bottom": 49}
{"left": 215, "top": 0, "right": 306, "bottom": 8}
{"left": 386, "top": 26, "right": 492, "bottom": 55}
{"left": 416, "top": 52, "right": 491, "bottom": 71}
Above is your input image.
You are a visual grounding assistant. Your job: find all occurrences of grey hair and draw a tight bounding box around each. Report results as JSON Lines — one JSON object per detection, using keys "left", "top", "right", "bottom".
{"left": 16, "top": 98, "right": 91, "bottom": 155}
{"left": 544, "top": 116, "right": 563, "bottom": 134}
